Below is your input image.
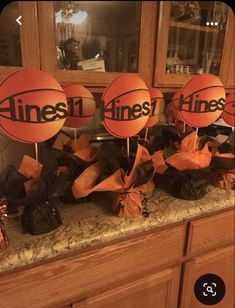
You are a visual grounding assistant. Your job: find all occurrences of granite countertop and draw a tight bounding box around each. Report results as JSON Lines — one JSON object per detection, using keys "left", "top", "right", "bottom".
{"left": 0, "top": 186, "right": 234, "bottom": 274}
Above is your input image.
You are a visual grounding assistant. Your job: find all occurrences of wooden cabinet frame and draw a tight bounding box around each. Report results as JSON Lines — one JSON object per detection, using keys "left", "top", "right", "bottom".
{"left": 154, "top": 2, "right": 234, "bottom": 88}
{"left": 0, "top": 1, "right": 40, "bottom": 80}
{"left": 37, "top": 1, "right": 157, "bottom": 87}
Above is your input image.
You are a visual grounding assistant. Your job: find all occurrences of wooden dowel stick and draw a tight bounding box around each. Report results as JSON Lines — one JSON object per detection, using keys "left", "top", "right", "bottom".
{"left": 127, "top": 138, "right": 130, "bottom": 157}
{"left": 144, "top": 128, "right": 148, "bottom": 143}
{"left": 74, "top": 129, "right": 77, "bottom": 141}
{"left": 35, "top": 143, "right": 39, "bottom": 164}
{"left": 183, "top": 122, "right": 186, "bottom": 133}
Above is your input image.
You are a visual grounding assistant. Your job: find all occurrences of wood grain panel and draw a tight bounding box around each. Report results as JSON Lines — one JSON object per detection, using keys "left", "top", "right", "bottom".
{"left": 180, "top": 245, "right": 234, "bottom": 308}
{"left": 72, "top": 266, "right": 181, "bottom": 308}
{"left": 220, "top": 7, "right": 235, "bottom": 88}
{"left": 0, "top": 1, "right": 40, "bottom": 80}
{"left": 186, "top": 209, "right": 234, "bottom": 256}
{"left": 0, "top": 225, "right": 185, "bottom": 308}
{"left": 138, "top": 1, "right": 157, "bottom": 87}
{"left": 18, "top": 1, "right": 40, "bottom": 69}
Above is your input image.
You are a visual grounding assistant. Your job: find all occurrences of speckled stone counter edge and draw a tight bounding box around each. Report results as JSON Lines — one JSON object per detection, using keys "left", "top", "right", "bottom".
{"left": 0, "top": 186, "right": 234, "bottom": 273}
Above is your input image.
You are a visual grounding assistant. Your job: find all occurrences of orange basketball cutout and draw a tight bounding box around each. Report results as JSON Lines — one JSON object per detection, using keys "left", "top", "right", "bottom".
{"left": 0, "top": 69, "right": 67, "bottom": 143}
{"left": 170, "top": 90, "right": 184, "bottom": 122}
{"left": 101, "top": 74, "right": 151, "bottom": 138}
{"left": 63, "top": 84, "right": 96, "bottom": 128}
{"left": 221, "top": 92, "right": 235, "bottom": 127}
{"left": 178, "top": 74, "right": 226, "bottom": 127}
{"left": 145, "top": 88, "right": 164, "bottom": 128}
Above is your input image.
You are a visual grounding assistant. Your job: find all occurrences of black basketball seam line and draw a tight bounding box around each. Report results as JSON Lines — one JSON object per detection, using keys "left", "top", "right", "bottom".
{"left": 65, "top": 96, "right": 95, "bottom": 100}
{"left": 62, "top": 84, "right": 94, "bottom": 98}
{"left": 172, "top": 99, "right": 233, "bottom": 114}
{"left": 103, "top": 120, "right": 140, "bottom": 138}
{"left": 0, "top": 121, "right": 57, "bottom": 143}
{"left": 179, "top": 110, "right": 219, "bottom": 127}
{"left": 105, "top": 88, "right": 150, "bottom": 108}
{"left": 102, "top": 74, "right": 126, "bottom": 100}
{"left": 66, "top": 114, "right": 95, "bottom": 118}
{"left": 0, "top": 122, "right": 29, "bottom": 142}
{"left": 0, "top": 119, "right": 65, "bottom": 142}
{"left": 181, "top": 73, "right": 223, "bottom": 94}
{"left": 103, "top": 110, "right": 161, "bottom": 121}
{"left": 0, "top": 70, "right": 24, "bottom": 87}
{"left": 182, "top": 85, "right": 225, "bottom": 100}
{"left": 0, "top": 88, "right": 65, "bottom": 105}
{"left": 103, "top": 115, "right": 151, "bottom": 121}
{"left": 103, "top": 117, "right": 148, "bottom": 138}
{"left": 222, "top": 109, "right": 234, "bottom": 115}
{"left": 225, "top": 100, "right": 235, "bottom": 104}
{"left": 171, "top": 97, "right": 180, "bottom": 103}
{"left": 172, "top": 103, "right": 180, "bottom": 110}
{"left": 150, "top": 96, "right": 164, "bottom": 100}
{"left": 0, "top": 113, "right": 65, "bottom": 123}
{"left": 178, "top": 85, "right": 225, "bottom": 126}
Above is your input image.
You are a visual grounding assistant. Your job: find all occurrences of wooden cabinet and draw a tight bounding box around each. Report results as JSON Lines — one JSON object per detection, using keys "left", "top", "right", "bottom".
{"left": 0, "top": 209, "right": 234, "bottom": 307}
{"left": 225, "top": 15, "right": 235, "bottom": 89}
{"left": 154, "top": 2, "right": 234, "bottom": 88}
{"left": 0, "top": 1, "right": 234, "bottom": 90}
{"left": 186, "top": 210, "right": 234, "bottom": 256}
{"left": 0, "top": 224, "right": 185, "bottom": 308}
{"left": 180, "top": 245, "right": 234, "bottom": 308}
{"left": 37, "top": 1, "right": 157, "bottom": 88}
{"left": 72, "top": 266, "right": 181, "bottom": 308}
{"left": 0, "top": 1, "right": 40, "bottom": 80}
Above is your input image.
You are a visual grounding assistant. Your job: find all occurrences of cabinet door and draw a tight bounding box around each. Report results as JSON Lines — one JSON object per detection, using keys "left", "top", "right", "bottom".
{"left": 0, "top": 1, "right": 40, "bottom": 79}
{"left": 37, "top": 1, "right": 157, "bottom": 87}
{"left": 72, "top": 266, "right": 181, "bottom": 308}
{"left": 226, "top": 39, "right": 234, "bottom": 89}
{"left": 154, "top": 2, "right": 234, "bottom": 88}
{"left": 180, "top": 245, "right": 234, "bottom": 308}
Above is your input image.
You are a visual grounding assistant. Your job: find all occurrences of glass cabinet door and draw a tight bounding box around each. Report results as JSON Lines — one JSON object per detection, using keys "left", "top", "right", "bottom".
{"left": 0, "top": 1, "right": 40, "bottom": 79}
{"left": 154, "top": 1, "right": 234, "bottom": 87}
{"left": 54, "top": 1, "right": 141, "bottom": 73}
{"left": 38, "top": 1, "right": 157, "bottom": 87}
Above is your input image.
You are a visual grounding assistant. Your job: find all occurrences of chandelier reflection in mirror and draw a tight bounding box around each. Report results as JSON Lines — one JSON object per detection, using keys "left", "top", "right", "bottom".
{"left": 55, "top": 3, "right": 88, "bottom": 25}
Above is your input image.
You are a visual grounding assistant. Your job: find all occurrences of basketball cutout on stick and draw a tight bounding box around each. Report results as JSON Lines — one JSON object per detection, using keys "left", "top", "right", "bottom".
{"left": 101, "top": 73, "right": 151, "bottom": 138}
{"left": 221, "top": 92, "right": 234, "bottom": 127}
{"left": 145, "top": 88, "right": 164, "bottom": 128}
{"left": 63, "top": 84, "right": 96, "bottom": 128}
{"left": 170, "top": 90, "right": 184, "bottom": 122}
{"left": 178, "top": 74, "right": 226, "bottom": 127}
{"left": 0, "top": 69, "right": 67, "bottom": 143}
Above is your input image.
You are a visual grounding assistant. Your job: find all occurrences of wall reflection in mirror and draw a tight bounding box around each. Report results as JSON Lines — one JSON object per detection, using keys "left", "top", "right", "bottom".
{"left": 55, "top": 1, "right": 141, "bottom": 72}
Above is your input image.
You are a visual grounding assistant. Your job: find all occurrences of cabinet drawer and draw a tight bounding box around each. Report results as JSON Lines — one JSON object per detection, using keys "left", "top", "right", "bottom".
{"left": 187, "top": 209, "right": 234, "bottom": 256}
{"left": 72, "top": 266, "right": 181, "bottom": 308}
{"left": 0, "top": 224, "right": 185, "bottom": 308}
